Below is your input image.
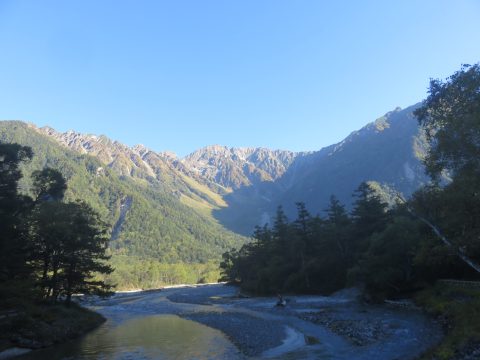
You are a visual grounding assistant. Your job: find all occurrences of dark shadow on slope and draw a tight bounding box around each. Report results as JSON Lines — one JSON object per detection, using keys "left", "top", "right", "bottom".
{"left": 111, "top": 195, "right": 133, "bottom": 241}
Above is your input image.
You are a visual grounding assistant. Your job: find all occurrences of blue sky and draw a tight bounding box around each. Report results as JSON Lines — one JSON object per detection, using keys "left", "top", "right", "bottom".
{"left": 0, "top": 1, "right": 479, "bottom": 156}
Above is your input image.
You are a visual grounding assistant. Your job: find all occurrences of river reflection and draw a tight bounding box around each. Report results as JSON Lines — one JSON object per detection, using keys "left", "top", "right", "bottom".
{"left": 18, "top": 315, "right": 242, "bottom": 360}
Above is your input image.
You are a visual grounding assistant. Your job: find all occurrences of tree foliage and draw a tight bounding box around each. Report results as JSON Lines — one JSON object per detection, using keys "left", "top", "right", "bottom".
{"left": 0, "top": 144, "right": 33, "bottom": 281}
{"left": 31, "top": 167, "right": 67, "bottom": 202}
{"left": 412, "top": 63, "right": 480, "bottom": 272}
{"left": 220, "top": 183, "right": 398, "bottom": 295}
{"left": 414, "top": 63, "right": 480, "bottom": 179}
{"left": 0, "top": 143, "right": 113, "bottom": 304}
{"left": 220, "top": 181, "right": 479, "bottom": 299}
{"left": 29, "top": 201, "right": 113, "bottom": 303}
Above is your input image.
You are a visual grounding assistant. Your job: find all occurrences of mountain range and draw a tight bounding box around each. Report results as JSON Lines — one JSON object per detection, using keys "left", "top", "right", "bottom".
{"left": 0, "top": 103, "right": 430, "bottom": 272}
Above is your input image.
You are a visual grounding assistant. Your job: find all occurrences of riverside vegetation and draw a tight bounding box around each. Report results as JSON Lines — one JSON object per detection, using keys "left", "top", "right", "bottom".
{"left": 0, "top": 146, "right": 112, "bottom": 351}
{"left": 220, "top": 64, "right": 480, "bottom": 359}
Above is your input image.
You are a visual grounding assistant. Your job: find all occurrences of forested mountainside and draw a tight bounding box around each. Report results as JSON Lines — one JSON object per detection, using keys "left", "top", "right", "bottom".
{"left": 31, "top": 123, "right": 316, "bottom": 236}
{"left": 213, "top": 105, "right": 430, "bottom": 234}
{"left": 0, "top": 121, "right": 246, "bottom": 266}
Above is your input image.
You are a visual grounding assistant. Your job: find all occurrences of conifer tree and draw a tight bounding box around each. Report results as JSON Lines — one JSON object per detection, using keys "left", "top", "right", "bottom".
{"left": 0, "top": 144, "right": 33, "bottom": 281}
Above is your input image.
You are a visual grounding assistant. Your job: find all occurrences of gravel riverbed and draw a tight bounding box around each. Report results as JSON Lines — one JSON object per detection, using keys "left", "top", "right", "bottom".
{"left": 166, "top": 284, "right": 443, "bottom": 359}
{"left": 184, "top": 311, "right": 285, "bottom": 356}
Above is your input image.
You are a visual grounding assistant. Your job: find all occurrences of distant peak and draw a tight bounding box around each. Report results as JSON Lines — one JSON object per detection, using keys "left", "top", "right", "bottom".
{"left": 159, "top": 151, "right": 178, "bottom": 159}
{"left": 132, "top": 143, "right": 150, "bottom": 152}
{"left": 39, "top": 125, "right": 54, "bottom": 131}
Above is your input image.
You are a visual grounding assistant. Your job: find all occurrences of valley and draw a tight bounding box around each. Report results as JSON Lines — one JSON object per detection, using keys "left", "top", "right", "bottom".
{"left": 2, "top": 64, "right": 480, "bottom": 359}
{"left": 0, "top": 104, "right": 429, "bottom": 289}
{"left": 1, "top": 2, "right": 478, "bottom": 358}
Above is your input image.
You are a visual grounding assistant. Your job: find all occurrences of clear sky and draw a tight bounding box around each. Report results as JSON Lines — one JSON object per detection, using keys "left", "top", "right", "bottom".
{"left": 0, "top": 1, "right": 479, "bottom": 156}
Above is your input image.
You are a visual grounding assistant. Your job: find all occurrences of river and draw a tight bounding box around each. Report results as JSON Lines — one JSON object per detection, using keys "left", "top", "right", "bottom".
{"left": 16, "top": 284, "right": 442, "bottom": 359}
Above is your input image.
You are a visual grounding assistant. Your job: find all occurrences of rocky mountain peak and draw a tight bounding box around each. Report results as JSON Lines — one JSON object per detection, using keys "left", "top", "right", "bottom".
{"left": 132, "top": 144, "right": 151, "bottom": 156}
{"left": 181, "top": 145, "right": 304, "bottom": 190}
{"left": 158, "top": 151, "right": 178, "bottom": 161}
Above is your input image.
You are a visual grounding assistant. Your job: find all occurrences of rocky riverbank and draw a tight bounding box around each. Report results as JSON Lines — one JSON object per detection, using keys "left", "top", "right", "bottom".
{"left": 0, "top": 302, "right": 105, "bottom": 358}
{"left": 184, "top": 311, "right": 285, "bottom": 356}
{"left": 167, "top": 284, "right": 443, "bottom": 359}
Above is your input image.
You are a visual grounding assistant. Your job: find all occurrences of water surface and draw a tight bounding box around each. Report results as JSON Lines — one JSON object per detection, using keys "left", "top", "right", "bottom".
{"left": 18, "top": 314, "right": 241, "bottom": 360}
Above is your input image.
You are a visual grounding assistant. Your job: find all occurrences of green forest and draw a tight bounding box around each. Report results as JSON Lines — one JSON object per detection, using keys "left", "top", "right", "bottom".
{"left": 0, "top": 147, "right": 113, "bottom": 349}
{"left": 0, "top": 121, "right": 246, "bottom": 289}
{"left": 0, "top": 146, "right": 114, "bottom": 298}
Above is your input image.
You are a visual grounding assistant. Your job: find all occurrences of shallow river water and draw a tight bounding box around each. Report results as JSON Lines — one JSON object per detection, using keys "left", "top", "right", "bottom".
{"left": 16, "top": 284, "right": 442, "bottom": 360}
{"left": 18, "top": 314, "right": 239, "bottom": 359}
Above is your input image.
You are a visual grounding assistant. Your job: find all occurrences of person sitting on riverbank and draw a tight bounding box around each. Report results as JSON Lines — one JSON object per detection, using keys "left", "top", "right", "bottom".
{"left": 276, "top": 294, "right": 287, "bottom": 307}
